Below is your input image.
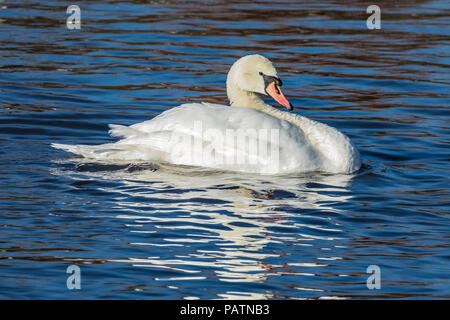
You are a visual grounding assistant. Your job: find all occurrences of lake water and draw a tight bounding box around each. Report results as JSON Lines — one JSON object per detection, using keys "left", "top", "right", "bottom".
{"left": 0, "top": 0, "right": 449, "bottom": 299}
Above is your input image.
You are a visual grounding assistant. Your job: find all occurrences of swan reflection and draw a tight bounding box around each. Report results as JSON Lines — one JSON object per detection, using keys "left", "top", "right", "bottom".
{"left": 53, "top": 160, "right": 355, "bottom": 298}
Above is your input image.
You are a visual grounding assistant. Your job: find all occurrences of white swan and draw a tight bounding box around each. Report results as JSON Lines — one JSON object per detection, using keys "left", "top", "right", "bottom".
{"left": 52, "top": 54, "right": 361, "bottom": 174}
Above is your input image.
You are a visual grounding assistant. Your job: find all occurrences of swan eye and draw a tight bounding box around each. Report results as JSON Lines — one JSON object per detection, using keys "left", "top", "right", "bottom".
{"left": 260, "top": 72, "right": 282, "bottom": 88}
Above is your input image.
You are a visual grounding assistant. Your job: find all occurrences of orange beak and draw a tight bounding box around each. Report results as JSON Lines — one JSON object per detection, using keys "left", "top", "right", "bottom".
{"left": 266, "top": 82, "right": 293, "bottom": 111}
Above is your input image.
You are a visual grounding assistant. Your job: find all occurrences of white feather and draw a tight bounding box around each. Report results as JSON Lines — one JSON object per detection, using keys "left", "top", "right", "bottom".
{"left": 52, "top": 55, "right": 361, "bottom": 174}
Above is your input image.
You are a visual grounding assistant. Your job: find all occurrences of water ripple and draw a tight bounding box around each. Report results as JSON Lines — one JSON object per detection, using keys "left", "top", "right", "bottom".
{"left": 0, "top": 0, "right": 448, "bottom": 299}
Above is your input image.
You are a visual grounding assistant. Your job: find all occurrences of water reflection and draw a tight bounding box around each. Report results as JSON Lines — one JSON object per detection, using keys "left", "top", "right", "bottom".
{"left": 53, "top": 159, "right": 354, "bottom": 294}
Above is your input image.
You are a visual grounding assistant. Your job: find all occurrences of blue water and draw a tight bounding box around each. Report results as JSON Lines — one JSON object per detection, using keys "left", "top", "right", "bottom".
{"left": 0, "top": 0, "right": 449, "bottom": 299}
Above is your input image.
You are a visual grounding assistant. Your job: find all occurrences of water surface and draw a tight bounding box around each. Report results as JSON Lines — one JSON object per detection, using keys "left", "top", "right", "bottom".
{"left": 0, "top": 0, "right": 449, "bottom": 299}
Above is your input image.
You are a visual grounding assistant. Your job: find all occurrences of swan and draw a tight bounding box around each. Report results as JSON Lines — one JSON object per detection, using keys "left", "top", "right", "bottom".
{"left": 52, "top": 54, "right": 361, "bottom": 174}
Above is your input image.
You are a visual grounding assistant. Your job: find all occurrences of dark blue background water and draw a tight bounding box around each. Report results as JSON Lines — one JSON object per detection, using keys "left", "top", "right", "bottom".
{"left": 0, "top": 0, "right": 449, "bottom": 299}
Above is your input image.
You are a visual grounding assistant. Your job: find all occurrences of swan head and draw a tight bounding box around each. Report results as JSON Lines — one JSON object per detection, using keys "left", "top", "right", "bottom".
{"left": 226, "top": 54, "right": 293, "bottom": 111}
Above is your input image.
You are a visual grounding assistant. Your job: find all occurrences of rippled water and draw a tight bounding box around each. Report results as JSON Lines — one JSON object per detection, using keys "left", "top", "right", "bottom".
{"left": 0, "top": 0, "right": 449, "bottom": 299}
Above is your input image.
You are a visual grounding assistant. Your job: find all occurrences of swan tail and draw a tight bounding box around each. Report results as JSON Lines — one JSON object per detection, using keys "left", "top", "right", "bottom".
{"left": 51, "top": 139, "right": 169, "bottom": 161}
{"left": 108, "top": 124, "right": 140, "bottom": 138}
{"left": 51, "top": 142, "right": 123, "bottom": 159}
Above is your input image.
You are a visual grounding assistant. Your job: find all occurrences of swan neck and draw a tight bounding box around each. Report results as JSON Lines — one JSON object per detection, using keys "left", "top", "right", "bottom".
{"left": 226, "top": 79, "right": 266, "bottom": 110}
{"left": 225, "top": 64, "right": 302, "bottom": 127}
{"left": 259, "top": 103, "right": 303, "bottom": 128}
{"left": 227, "top": 80, "right": 301, "bottom": 127}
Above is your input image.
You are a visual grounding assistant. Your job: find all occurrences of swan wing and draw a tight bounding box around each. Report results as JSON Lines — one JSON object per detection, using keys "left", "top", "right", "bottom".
{"left": 52, "top": 102, "right": 324, "bottom": 173}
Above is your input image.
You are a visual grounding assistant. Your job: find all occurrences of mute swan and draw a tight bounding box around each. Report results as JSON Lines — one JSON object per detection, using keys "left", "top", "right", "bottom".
{"left": 52, "top": 54, "right": 361, "bottom": 174}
